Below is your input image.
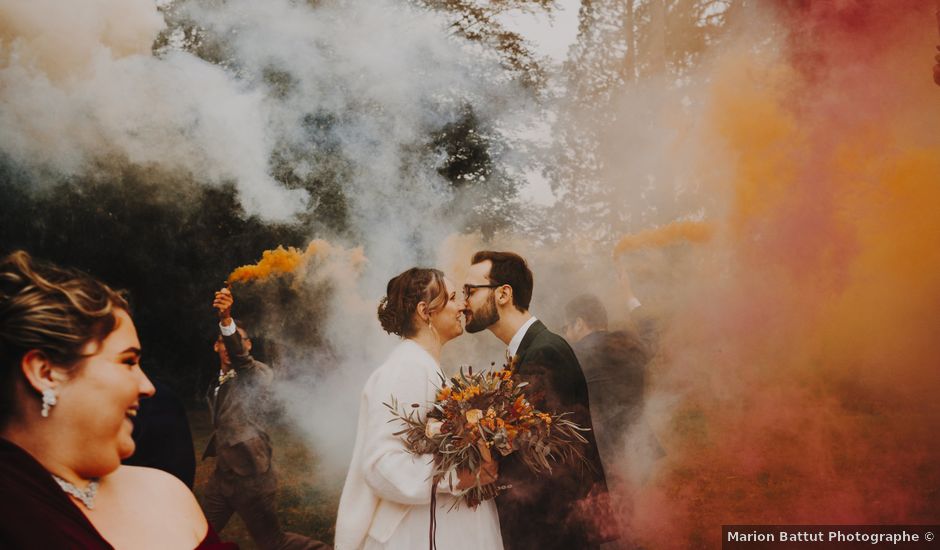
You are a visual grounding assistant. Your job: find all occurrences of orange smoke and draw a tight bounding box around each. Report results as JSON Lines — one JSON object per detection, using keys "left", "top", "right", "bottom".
{"left": 621, "top": 3, "right": 940, "bottom": 547}
{"left": 227, "top": 240, "right": 328, "bottom": 284}
{"left": 613, "top": 221, "right": 714, "bottom": 256}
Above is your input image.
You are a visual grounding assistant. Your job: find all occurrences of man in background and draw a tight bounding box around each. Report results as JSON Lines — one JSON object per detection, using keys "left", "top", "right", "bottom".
{"left": 564, "top": 293, "right": 650, "bottom": 476}
{"left": 123, "top": 377, "right": 196, "bottom": 487}
{"left": 204, "top": 287, "right": 329, "bottom": 550}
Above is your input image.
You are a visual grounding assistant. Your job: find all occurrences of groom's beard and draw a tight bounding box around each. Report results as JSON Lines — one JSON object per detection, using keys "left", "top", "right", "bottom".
{"left": 465, "top": 292, "right": 499, "bottom": 333}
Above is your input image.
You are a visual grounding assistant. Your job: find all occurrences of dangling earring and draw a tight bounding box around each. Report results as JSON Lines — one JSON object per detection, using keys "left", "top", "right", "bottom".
{"left": 426, "top": 311, "right": 441, "bottom": 342}
{"left": 41, "top": 388, "right": 58, "bottom": 418}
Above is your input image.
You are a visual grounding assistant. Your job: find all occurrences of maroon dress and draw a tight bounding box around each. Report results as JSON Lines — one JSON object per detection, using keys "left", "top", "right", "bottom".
{"left": 0, "top": 437, "right": 237, "bottom": 549}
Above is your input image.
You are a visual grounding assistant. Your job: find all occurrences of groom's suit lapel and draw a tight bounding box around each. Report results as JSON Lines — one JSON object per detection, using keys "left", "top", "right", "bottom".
{"left": 514, "top": 319, "right": 546, "bottom": 368}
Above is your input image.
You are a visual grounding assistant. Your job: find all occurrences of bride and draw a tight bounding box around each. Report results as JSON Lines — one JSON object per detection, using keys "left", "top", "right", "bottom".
{"left": 335, "top": 268, "right": 503, "bottom": 550}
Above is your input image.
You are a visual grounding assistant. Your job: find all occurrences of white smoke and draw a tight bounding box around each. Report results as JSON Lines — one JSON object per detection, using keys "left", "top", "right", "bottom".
{"left": 174, "top": 0, "right": 532, "bottom": 266}
{"left": 0, "top": 0, "right": 307, "bottom": 220}
{"left": 137, "top": 0, "right": 543, "bottom": 472}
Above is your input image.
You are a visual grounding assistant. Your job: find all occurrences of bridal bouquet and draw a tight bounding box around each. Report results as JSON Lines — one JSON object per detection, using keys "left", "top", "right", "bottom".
{"left": 386, "top": 359, "right": 590, "bottom": 508}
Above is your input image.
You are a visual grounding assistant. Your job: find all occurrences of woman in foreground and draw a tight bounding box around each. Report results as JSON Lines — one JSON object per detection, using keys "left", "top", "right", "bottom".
{"left": 335, "top": 267, "right": 502, "bottom": 550}
{"left": 0, "top": 250, "right": 234, "bottom": 549}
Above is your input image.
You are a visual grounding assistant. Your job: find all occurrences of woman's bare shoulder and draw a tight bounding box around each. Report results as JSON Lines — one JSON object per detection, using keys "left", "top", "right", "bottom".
{"left": 111, "top": 465, "right": 186, "bottom": 491}
{"left": 109, "top": 466, "right": 206, "bottom": 524}
{"left": 95, "top": 466, "right": 208, "bottom": 549}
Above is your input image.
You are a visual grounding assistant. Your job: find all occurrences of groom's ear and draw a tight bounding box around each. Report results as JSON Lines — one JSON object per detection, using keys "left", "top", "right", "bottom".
{"left": 496, "top": 285, "right": 513, "bottom": 307}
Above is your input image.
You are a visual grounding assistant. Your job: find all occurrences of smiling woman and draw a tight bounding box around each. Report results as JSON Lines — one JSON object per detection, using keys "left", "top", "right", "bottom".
{"left": 0, "top": 251, "right": 235, "bottom": 549}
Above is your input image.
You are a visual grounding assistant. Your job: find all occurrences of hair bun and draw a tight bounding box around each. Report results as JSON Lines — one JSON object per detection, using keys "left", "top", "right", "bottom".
{"left": 377, "top": 268, "right": 445, "bottom": 338}
{"left": 376, "top": 296, "right": 399, "bottom": 335}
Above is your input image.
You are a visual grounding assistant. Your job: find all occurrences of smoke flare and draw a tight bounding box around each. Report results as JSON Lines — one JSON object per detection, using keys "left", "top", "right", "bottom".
{"left": 613, "top": 221, "right": 714, "bottom": 256}
{"left": 226, "top": 240, "right": 368, "bottom": 285}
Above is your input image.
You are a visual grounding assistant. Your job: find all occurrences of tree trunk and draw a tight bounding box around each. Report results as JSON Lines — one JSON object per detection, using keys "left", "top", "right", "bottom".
{"left": 647, "top": 0, "right": 667, "bottom": 76}
{"left": 623, "top": 0, "right": 636, "bottom": 84}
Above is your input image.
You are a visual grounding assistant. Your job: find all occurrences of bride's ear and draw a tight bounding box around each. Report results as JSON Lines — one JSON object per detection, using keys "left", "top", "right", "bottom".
{"left": 416, "top": 301, "right": 432, "bottom": 326}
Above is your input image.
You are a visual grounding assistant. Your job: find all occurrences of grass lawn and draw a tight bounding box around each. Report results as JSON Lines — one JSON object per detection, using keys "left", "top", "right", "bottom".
{"left": 188, "top": 408, "right": 342, "bottom": 549}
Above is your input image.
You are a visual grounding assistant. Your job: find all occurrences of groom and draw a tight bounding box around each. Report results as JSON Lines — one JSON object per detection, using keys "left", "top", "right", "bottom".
{"left": 463, "top": 251, "right": 614, "bottom": 550}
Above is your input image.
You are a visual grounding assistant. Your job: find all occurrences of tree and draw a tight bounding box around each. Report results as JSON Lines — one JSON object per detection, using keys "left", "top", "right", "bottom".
{"left": 412, "top": 0, "right": 557, "bottom": 91}
{"left": 547, "top": 0, "right": 743, "bottom": 247}
{"left": 0, "top": 162, "right": 313, "bottom": 399}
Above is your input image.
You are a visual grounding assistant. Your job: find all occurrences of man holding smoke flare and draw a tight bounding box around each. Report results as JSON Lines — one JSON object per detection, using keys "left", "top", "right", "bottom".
{"left": 203, "top": 287, "right": 329, "bottom": 550}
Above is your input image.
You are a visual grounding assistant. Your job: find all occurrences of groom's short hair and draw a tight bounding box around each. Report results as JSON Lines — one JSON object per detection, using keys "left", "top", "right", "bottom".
{"left": 471, "top": 250, "right": 533, "bottom": 312}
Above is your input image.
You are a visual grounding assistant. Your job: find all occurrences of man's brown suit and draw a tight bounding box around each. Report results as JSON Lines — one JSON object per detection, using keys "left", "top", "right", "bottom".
{"left": 203, "top": 327, "right": 328, "bottom": 550}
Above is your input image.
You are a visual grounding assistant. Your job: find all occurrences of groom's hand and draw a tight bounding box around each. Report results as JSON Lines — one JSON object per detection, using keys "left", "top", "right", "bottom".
{"left": 456, "top": 468, "right": 475, "bottom": 490}
{"left": 476, "top": 441, "right": 498, "bottom": 485}
{"left": 456, "top": 444, "right": 499, "bottom": 489}
{"left": 456, "top": 462, "right": 498, "bottom": 490}
{"left": 478, "top": 457, "right": 498, "bottom": 485}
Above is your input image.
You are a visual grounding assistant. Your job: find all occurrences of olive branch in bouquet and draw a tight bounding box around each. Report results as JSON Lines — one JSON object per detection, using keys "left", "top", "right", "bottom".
{"left": 385, "top": 359, "right": 591, "bottom": 509}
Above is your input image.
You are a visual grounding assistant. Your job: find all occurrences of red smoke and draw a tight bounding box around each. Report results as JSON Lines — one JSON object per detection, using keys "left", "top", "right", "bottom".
{"left": 628, "top": 3, "right": 940, "bottom": 547}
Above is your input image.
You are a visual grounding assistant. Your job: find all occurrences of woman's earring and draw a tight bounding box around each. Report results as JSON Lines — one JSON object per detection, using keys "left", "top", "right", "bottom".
{"left": 41, "top": 388, "right": 58, "bottom": 418}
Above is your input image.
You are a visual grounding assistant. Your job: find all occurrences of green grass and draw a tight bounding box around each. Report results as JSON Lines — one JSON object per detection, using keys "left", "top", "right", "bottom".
{"left": 188, "top": 408, "right": 342, "bottom": 549}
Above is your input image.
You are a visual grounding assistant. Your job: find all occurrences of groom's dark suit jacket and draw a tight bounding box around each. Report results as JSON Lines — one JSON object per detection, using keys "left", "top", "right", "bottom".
{"left": 495, "top": 320, "right": 612, "bottom": 550}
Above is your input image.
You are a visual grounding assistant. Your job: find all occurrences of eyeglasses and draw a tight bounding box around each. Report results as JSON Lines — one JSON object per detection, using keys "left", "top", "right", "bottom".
{"left": 463, "top": 283, "right": 501, "bottom": 299}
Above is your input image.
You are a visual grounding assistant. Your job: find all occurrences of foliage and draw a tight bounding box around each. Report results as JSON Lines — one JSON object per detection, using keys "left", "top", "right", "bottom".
{"left": 151, "top": 0, "right": 545, "bottom": 241}
{"left": 547, "top": 0, "right": 746, "bottom": 244}
{"left": 0, "top": 162, "right": 316, "bottom": 400}
{"left": 412, "top": 0, "right": 557, "bottom": 91}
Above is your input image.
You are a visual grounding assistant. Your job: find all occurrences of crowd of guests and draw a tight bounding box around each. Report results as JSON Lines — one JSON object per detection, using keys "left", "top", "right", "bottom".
{"left": 0, "top": 249, "right": 658, "bottom": 549}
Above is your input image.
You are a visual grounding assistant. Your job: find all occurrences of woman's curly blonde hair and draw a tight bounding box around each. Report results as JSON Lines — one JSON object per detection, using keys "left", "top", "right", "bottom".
{"left": 0, "top": 250, "right": 128, "bottom": 423}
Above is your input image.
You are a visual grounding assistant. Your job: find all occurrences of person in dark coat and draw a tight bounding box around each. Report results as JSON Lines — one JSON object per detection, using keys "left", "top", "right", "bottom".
{"left": 564, "top": 293, "right": 650, "bottom": 481}
{"left": 203, "top": 287, "right": 329, "bottom": 550}
{"left": 463, "top": 251, "right": 615, "bottom": 550}
{"left": 123, "top": 377, "right": 197, "bottom": 487}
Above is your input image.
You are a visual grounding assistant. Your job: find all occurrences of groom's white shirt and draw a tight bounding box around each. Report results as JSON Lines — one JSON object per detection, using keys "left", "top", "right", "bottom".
{"left": 335, "top": 339, "right": 463, "bottom": 550}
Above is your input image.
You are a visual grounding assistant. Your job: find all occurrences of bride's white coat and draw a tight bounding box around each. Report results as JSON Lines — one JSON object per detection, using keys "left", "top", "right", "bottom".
{"left": 335, "top": 339, "right": 503, "bottom": 550}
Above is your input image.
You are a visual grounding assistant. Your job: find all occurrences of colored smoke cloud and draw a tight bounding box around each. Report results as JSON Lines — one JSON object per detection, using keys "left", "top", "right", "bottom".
{"left": 618, "top": 2, "right": 940, "bottom": 546}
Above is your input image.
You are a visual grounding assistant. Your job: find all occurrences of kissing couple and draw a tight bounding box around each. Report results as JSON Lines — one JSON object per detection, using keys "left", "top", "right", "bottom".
{"left": 335, "top": 251, "right": 612, "bottom": 550}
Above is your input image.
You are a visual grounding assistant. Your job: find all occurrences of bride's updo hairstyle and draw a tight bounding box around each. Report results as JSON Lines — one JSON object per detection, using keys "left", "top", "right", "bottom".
{"left": 0, "top": 250, "right": 128, "bottom": 426}
{"left": 378, "top": 267, "right": 447, "bottom": 338}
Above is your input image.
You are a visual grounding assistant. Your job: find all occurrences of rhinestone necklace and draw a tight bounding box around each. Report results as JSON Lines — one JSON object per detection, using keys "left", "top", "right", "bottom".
{"left": 51, "top": 474, "right": 99, "bottom": 510}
